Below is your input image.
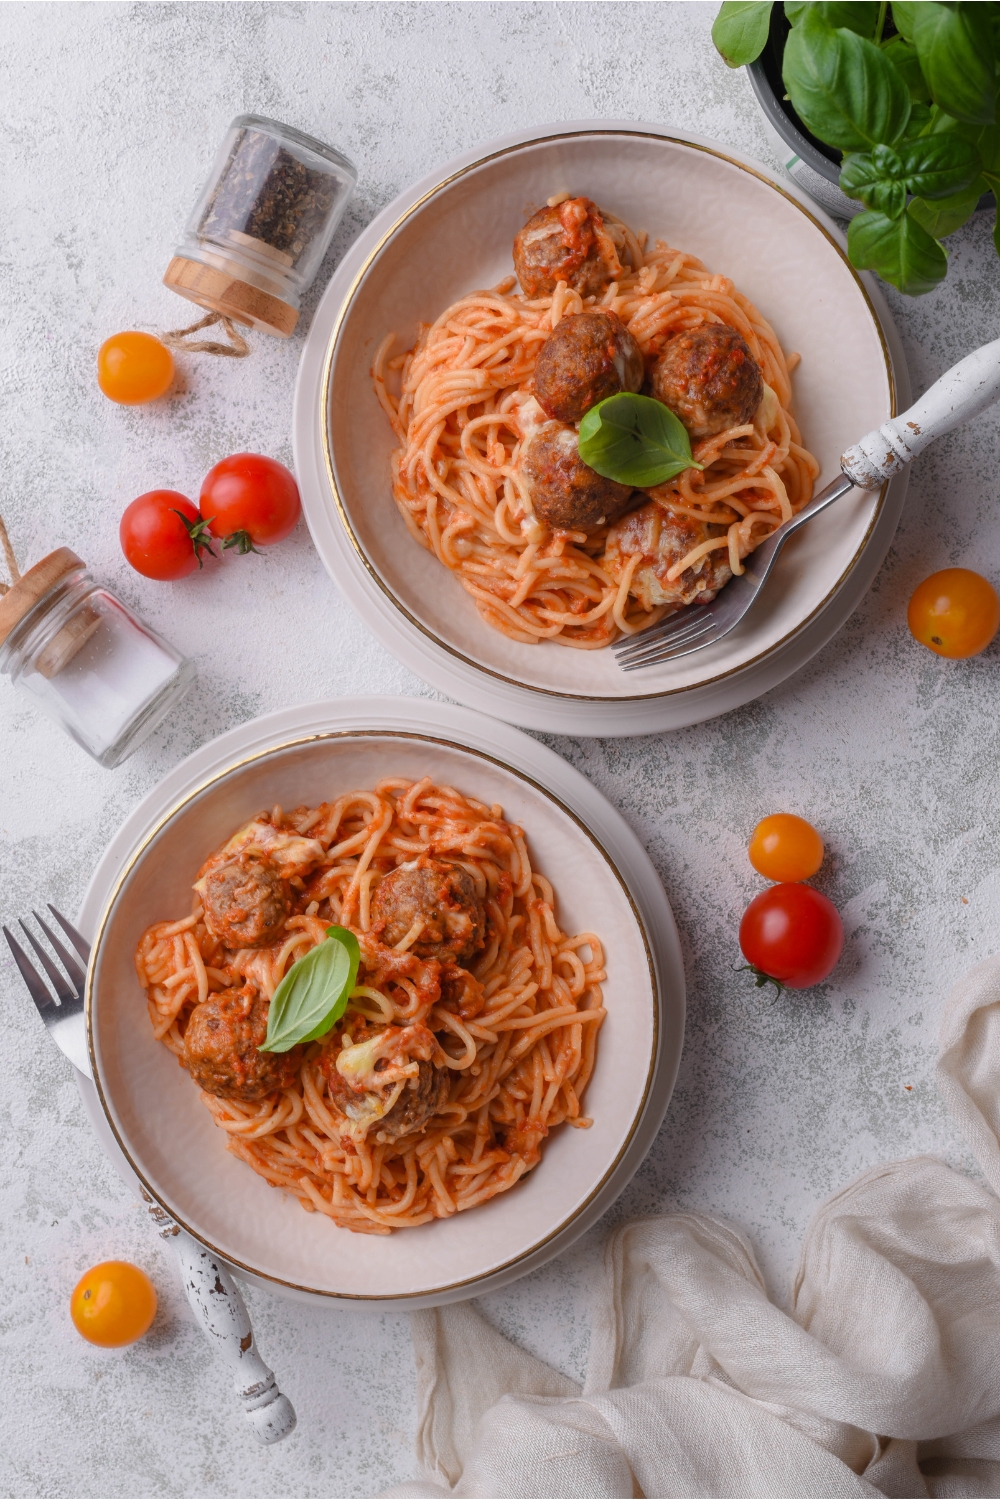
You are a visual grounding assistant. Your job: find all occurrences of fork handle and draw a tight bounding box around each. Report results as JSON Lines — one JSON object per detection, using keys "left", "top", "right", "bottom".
{"left": 144, "top": 1195, "right": 297, "bottom": 1444}
{"left": 841, "top": 336, "right": 1000, "bottom": 489}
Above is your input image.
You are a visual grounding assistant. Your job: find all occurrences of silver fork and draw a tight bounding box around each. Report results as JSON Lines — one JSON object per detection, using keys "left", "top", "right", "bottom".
{"left": 3, "top": 906, "right": 91, "bottom": 1073}
{"left": 3, "top": 908, "right": 296, "bottom": 1445}
{"left": 614, "top": 336, "right": 1000, "bottom": 671}
{"left": 615, "top": 471, "right": 856, "bottom": 670}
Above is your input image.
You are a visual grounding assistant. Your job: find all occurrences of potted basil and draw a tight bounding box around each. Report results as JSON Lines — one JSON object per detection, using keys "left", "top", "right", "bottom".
{"left": 712, "top": 2, "right": 1000, "bottom": 294}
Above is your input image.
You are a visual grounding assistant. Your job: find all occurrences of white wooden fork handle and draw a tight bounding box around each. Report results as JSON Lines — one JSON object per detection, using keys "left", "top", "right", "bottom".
{"left": 142, "top": 1191, "right": 297, "bottom": 1443}
{"left": 841, "top": 336, "right": 1000, "bottom": 489}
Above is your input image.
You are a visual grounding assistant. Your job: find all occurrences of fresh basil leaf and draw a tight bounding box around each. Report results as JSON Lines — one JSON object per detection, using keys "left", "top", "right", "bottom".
{"left": 262, "top": 925, "right": 361, "bottom": 1053}
{"left": 896, "top": 133, "right": 981, "bottom": 199}
{"left": 976, "top": 125, "right": 1000, "bottom": 176}
{"left": 881, "top": 35, "right": 931, "bottom": 104}
{"left": 907, "top": 180, "right": 983, "bottom": 239}
{"left": 712, "top": 2, "right": 773, "bottom": 66}
{"left": 848, "top": 207, "right": 948, "bottom": 294}
{"left": 905, "top": 102, "right": 933, "bottom": 137}
{"left": 840, "top": 148, "right": 905, "bottom": 214}
{"left": 785, "top": 2, "right": 881, "bottom": 38}
{"left": 907, "top": 2, "right": 995, "bottom": 126}
{"left": 840, "top": 133, "right": 980, "bottom": 217}
{"left": 578, "top": 393, "right": 703, "bottom": 489}
{"left": 300, "top": 927, "right": 361, "bottom": 1042}
{"left": 783, "top": 11, "right": 911, "bottom": 151}
{"left": 981, "top": 171, "right": 1000, "bottom": 262}
{"left": 926, "top": 107, "right": 984, "bottom": 144}
{"left": 889, "top": 3, "right": 919, "bottom": 43}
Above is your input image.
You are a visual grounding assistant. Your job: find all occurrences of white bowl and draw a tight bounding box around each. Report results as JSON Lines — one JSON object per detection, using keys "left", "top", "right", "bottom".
{"left": 294, "top": 122, "right": 908, "bottom": 736}
{"left": 84, "top": 700, "right": 682, "bottom": 1305}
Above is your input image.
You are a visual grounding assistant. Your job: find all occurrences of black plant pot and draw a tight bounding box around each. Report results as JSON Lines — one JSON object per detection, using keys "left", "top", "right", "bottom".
{"left": 746, "top": 9, "right": 863, "bottom": 219}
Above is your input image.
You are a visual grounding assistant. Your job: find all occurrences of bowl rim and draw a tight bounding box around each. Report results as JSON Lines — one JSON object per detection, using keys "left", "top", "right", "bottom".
{"left": 319, "top": 122, "right": 896, "bottom": 704}
{"left": 85, "top": 726, "right": 662, "bottom": 1300}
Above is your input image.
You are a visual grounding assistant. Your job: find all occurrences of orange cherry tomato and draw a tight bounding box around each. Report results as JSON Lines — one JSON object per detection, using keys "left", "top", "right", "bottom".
{"left": 70, "top": 1260, "right": 157, "bottom": 1347}
{"left": 908, "top": 568, "right": 1000, "bottom": 660}
{"left": 749, "top": 813, "right": 824, "bottom": 883}
{"left": 97, "top": 331, "right": 174, "bottom": 405}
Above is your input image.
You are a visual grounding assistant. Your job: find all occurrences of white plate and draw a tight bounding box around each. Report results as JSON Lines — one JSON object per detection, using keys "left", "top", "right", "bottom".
{"left": 78, "top": 697, "right": 683, "bottom": 1308}
{"left": 293, "top": 121, "right": 910, "bottom": 737}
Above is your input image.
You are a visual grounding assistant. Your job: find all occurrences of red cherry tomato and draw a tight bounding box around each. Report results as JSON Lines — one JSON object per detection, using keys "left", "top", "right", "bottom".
{"left": 120, "top": 490, "right": 214, "bottom": 581}
{"left": 739, "top": 883, "right": 844, "bottom": 991}
{"left": 199, "top": 454, "right": 301, "bottom": 553}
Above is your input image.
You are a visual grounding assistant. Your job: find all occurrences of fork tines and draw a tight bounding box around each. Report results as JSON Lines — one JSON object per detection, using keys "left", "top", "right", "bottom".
{"left": 614, "top": 605, "right": 717, "bottom": 670}
{"left": 3, "top": 906, "right": 88, "bottom": 1018}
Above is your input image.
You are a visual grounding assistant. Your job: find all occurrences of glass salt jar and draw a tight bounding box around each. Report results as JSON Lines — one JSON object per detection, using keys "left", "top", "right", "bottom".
{"left": 164, "top": 114, "right": 357, "bottom": 338}
{"left": 0, "top": 549, "right": 195, "bottom": 768}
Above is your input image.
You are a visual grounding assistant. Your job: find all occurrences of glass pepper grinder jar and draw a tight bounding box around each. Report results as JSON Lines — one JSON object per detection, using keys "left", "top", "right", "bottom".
{"left": 0, "top": 547, "right": 195, "bottom": 768}
{"left": 164, "top": 114, "right": 357, "bottom": 338}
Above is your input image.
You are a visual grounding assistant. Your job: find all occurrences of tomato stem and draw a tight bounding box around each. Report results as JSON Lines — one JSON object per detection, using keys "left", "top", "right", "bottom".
{"left": 220, "top": 529, "right": 262, "bottom": 556}
{"left": 172, "top": 510, "right": 218, "bottom": 568}
{"left": 735, "top": 963, "right": 785, "bottom": 999}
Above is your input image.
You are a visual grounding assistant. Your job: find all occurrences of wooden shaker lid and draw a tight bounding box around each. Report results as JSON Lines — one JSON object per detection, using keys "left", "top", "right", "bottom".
{"left": 164, "top": 256, "right": 299, "bottom": 338}
{"left": 0, "top": 548, "right": 84, "bottom": 646}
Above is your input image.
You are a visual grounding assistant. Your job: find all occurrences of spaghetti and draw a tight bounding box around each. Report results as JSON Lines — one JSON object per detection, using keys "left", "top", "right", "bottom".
{"left": 372, "top": 214, "right": 820, "bottom": 648}
{"left": 134, "top": 777, "right": 606, "bottom": 1234}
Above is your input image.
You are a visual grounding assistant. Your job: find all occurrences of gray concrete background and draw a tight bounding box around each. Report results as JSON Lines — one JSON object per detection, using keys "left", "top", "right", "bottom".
{"left": 2, "top": 3, "right": 998, "bottom": 1495}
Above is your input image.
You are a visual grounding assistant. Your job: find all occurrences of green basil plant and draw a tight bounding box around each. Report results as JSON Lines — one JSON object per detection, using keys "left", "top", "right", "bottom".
{"left": 712, "top": 1, "right": 1000, "bottom": 295}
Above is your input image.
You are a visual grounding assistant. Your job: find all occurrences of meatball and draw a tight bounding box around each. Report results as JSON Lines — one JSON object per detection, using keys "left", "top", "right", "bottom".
{"left": 533, "top": 311, "right": 644, "bottom": 424}
{"left": 513, "top": 197, "right": 621, "bottom": 298}
{"left": 376, "top": 1060, "right": 450, "bottom": 1143}
{"left": 371, "top": 857, "right": 485, "bottom": 963}
{"left": 184, "top": 986, "right": 301, "bottom": 1102}
{"left": 521, "top": 422, "right": 634, "bottom": 532}
{"left": 650, "top": 324, "right": 763, "bottom": 439}
{"left": 319, "top": 1022, "right": 448, "bottom": 1142}
{"left": 605, "top": 501, "right": 733, "bottom": 613}
{"left": 200, "top": 850, "right": 292, "bottom": 950}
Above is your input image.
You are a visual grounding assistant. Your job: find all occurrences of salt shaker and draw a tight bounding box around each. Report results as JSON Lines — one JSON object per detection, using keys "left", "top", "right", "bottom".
{"left": 0, "top": 548, "right": 195, "bottom": 768}
{"left": 164, "top": 114, "right": 357, "bottom": 338}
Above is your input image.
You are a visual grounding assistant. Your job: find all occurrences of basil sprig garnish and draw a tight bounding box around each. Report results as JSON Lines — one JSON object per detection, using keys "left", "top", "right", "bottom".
{"left": 710, "top": 1, "right": 1000, "bottom": 297}
{"left": 577, "top": 393, "right": 702, "bottom": 489}
{"left": 261, "top": 925, "right": 361, "bottom": 1053}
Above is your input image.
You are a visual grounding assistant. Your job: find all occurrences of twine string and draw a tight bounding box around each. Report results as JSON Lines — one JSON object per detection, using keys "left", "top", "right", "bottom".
{"left": 160, "top": 311, "right": 251, "bottom": 358}
{"left": 0, "top": 515, "right": 20, "bottom": 596}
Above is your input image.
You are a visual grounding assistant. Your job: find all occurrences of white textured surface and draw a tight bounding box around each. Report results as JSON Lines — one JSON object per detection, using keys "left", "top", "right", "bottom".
{"left": 1, "top": 4, "right": 998, "bottom": 1496}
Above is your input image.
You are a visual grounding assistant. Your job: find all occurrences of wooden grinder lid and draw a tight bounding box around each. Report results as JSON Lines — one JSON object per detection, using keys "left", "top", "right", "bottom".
{"left": 0, "top": 548, "right": 84, "bottom": 647}
{"left": 164, "top": 256, "right": 299, "bottom": 338}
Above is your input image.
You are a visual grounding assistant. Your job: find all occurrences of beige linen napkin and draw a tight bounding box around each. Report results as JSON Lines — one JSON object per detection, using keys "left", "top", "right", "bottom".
{"left": 382, "top": 956, "right": 1000, "bottom": 1499}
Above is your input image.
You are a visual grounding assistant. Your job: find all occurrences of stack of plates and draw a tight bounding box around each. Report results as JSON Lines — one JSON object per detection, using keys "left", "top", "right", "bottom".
{"left": 293, "top": 120, "right": 908, "bottom": 737}
{"left": 81, "top": 698, "right": 683, "bottom": 1306}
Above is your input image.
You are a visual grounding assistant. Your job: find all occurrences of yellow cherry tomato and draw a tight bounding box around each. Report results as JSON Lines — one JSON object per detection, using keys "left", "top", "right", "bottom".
{"left": 749, "top": 812, "right": 824, "bottom": 883}
{"left": 97, "top": 331, "right": 174, "bottom": 405}
{"left": 70, "top": 1260, "right": 157, "bottom": 1347}
{"left": 907, "top": 568, "right": 1000, "bottom": 660}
